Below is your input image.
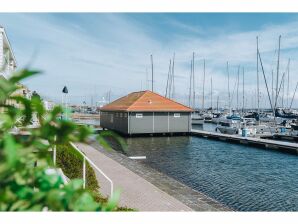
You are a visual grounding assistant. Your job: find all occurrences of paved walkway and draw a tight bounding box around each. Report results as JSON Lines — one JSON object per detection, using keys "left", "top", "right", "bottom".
{"left": 76, "top": 143, "right": 192, "bottom": 211}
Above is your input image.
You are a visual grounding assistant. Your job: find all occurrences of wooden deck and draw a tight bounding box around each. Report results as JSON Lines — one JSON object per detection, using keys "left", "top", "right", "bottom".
{"left": 191, "top": 129, "right": 298, "bottom": 155}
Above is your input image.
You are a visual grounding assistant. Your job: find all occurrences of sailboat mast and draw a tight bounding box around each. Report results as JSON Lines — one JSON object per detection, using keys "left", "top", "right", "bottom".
{"left": 257, "top": 36, "right": 260, "bottom": 113}
{"left": 189, "top": 60, "right": 192, "bottom": 107}
{"left": 237, "top": 65, "right": 240, "bottom": 111}
{"left": 290, "top": 82, "right": 298, "bottom": 109}
{"left": 146, "top": 68, "right": 148, "bottom": 90}
{"left": 272, "top": 69, "right": 274, "bottom": 107}
{"left": 287, "top": 59, "right": 290, "bottom": 108}
{"left": 171, "top": 53, "right": 175, "bottom": 99}
{"left": 275, "top": 35, "right": 281, "bottom": 110}
{"left": 227, "top": 62, "right": 231, "bottom": 112}
{"left": 242, "top": 67, "right": 245, "bottom": 114}
{"left": 165, "top": 59, "right": 171, "bottom": 97}
{"left": 258, "top": 49, "right": 274, "bottom": 115}
{"left": 282, "top": 72, "right": 285, "bottom": 108}
{"left": 211, "top": 76, "right": 213, "bottom": 111}
{"left": 151, "top": 54, "right": 154, "bottom": 92}
{"left": 202, "top": 59, "right": 206, "bottom": 111}
{"left": 192, "top": 52, "right": 195, "bottom": 109}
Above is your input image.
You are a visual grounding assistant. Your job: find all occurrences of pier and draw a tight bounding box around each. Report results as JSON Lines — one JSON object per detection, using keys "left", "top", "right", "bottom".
{"left": 191, "top": 129, "right": 298, "bottom": 155}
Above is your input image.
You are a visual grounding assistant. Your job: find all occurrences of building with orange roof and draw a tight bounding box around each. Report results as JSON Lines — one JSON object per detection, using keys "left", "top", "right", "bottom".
{"left": 100, "top": 90, "right": 193, "bottom": 135}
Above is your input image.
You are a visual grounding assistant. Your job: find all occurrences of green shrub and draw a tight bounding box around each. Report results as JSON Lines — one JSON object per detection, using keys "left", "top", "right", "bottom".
{"left": 56, "top": 144, "right": 99, "bottom": 192}
{"left": 0, "top": 69, "right": 122, "bottom": 211}
{"left": 56, "top": 143, "right": 135, "bottom": 211}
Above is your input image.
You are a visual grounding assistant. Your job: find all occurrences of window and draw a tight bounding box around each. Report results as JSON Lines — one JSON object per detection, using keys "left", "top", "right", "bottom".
{"left": 174, "top": 113, "right": 180, "bottom": 118}
{"left": 124, "top": 113, "right": 127, "bottom": 118}
{"left": 136, "top": 113, "right": 143, "bottom": 118}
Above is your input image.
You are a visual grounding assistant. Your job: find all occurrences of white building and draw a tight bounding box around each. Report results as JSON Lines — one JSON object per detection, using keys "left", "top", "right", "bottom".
{"left": 43, "top": 100, "right": 55, "bottom": 111}
{"left": 0, "top": 25, "right": 17, "bottom": 79}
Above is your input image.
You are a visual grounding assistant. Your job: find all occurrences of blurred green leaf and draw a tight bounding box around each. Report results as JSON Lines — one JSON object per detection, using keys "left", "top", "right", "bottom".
{"left": 0, "top": 69, "right": 123, "bottom": 212}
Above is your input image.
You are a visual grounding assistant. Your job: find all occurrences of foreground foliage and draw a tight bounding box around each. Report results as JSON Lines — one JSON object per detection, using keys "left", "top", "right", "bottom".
{"left": 0, "top": 69, "right": 120, "bottom": 211}
{"left": 56, "top": 143, "right": 134, "bottom": 211}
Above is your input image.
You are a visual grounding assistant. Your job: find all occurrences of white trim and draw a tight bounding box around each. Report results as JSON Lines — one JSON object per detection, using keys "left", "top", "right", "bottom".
{"left": 136, "top": 113, "right": 143, "bottom": 118}
{"left": 128, "top": 156, "right": 146, "bottom": 160}
{"left": 174, "top": 113, "right": 181, "bottom": 118}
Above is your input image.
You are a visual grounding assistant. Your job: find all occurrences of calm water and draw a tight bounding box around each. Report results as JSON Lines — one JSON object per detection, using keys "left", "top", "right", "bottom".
{"left": 116, "top": 131, "right": 298, "bottom": 211}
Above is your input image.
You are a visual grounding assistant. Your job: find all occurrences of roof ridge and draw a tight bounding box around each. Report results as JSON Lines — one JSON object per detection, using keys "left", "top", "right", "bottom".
{"left": 147, "top": 90, "right": 192, "bottom": 110}
{"left": 127, "top": 91, "right": 147, "bottom": 110}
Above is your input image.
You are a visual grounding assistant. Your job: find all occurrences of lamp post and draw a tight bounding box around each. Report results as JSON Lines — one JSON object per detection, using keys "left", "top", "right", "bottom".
{"left": 83, "top": 101, "right": 86, "bottom": 113}
{"left": 62, "top": 86, "right": 68, "bottom": 119}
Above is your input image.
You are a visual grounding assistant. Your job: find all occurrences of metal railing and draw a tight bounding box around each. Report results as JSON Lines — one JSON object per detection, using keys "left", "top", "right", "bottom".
{"left": 53, "top": 141, "right": 114, "bottom": 197}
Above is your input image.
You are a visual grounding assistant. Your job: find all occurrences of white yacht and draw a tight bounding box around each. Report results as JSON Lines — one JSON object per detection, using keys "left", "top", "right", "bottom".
{"left": 191, "top": 113, "right": 204, "bottom": 125}
{"left": 216, "top": 120, "right": 239, "bottom": 135}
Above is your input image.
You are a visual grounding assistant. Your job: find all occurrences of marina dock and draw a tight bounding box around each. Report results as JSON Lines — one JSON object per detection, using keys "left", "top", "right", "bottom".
{"left": 191, "top": 129, "right": 298, "bottom": 155}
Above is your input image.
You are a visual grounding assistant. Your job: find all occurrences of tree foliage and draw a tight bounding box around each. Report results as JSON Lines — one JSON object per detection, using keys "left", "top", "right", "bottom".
{"left": 0, "top": 69, "right": 121, "bottom": 211}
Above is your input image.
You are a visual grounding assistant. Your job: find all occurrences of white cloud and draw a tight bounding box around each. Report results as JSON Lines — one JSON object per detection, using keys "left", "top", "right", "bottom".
{"left": 1, "top": 13, "right": 298, "bottom": 108}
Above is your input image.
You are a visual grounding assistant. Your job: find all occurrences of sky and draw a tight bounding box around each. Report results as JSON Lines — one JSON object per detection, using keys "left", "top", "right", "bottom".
{"left": 1, "top": 13, "right": 298, "bottom": 108}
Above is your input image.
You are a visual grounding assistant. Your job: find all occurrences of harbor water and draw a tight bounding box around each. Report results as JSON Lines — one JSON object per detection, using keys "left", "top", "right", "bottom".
{"left": 79, "top": 119, "right": 297, "bottom": 211}
{"left": 111, "top": 125, "right": 298, "bottom": 211}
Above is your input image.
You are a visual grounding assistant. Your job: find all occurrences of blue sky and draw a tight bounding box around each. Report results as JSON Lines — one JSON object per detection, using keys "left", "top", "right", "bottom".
{"left": 1, "top": 13, "right": 298, "bottom": 108}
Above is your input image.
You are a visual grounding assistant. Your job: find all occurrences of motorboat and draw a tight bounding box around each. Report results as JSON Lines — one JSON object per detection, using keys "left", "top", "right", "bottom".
{"left": 216, "top": 120, "right": 239, "bottom": 135}
{"left": 212, "top": 113, "right": 226, "bottom": 124}
{"left": 191, "top": 113, "right": 204, "bottom": 125}
{"left": 226, "top": 112, "right": 241, "bottom": 121}
{"left": 202, "top": 113, "right": 213, "bottom": 123}
{"left": 275, "top": 108, "right": 298, "bottom": 119}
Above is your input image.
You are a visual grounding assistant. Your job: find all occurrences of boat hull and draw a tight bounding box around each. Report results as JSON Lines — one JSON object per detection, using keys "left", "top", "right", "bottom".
{"left": 192, "top": 118, "right": 204, "bottom": 125}
{"left": 217, "top": 126, "right": 238, "bottom": 135}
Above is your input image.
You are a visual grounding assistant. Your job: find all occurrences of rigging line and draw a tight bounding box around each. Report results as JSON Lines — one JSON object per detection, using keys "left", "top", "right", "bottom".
{"left": 275, "top": 35, "right": 281, "bottom": 109}
{"left": 230, "top": 78, "right": 238, "bottom": 109}
{"left": 290, "top": 82, "right": 298, "bottom": 109}
{"left": 258, "top": 49, "right": 274, "bottom": 114}
{"left": 165, "top": 59, "right": 171, "bottom": 98}
{"left": 276, "top": 72, "right": 286, "bottom": 106}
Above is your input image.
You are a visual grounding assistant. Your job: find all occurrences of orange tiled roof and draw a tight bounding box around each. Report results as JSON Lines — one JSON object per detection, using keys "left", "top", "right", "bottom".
{"left": 100, "top": 90, "right": 193, "bottom": 112}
